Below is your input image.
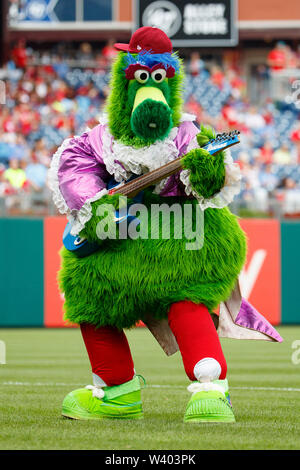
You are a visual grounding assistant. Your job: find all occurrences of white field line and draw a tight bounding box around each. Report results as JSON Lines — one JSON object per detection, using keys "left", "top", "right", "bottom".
{"left": 1, "top": 381, "right": 300, "bottom": 392}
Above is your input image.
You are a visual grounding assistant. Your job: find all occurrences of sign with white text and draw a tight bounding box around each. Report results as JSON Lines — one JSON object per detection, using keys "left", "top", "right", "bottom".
{"left": 135, "top": 0, "right": 238, "bottom": 47}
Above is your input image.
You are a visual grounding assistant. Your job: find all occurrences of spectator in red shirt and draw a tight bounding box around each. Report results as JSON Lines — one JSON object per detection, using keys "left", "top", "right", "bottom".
{"left": 102, "top": 39, "right": 118, "bottom": 62}
{"left": 291, "top": 124, "right": 300, "bottom": 163}
{"left": 267, "top": 42, "right": 287, "bottom": 72}
{"left": 210, "top": 65, "right": 225, "bottom": 89}
{"left": 258, "top": 141, "right": 274, "bottom": 165}
{"left": 291, "top": 125, "right": 300, "bottom": 143}
{"left": 222, "top": 102, "right": 240, "bottom": 128}
{"left": 188, "top": 52, "right": 205, "bottom": 77}
{"left": 11, "top": 40, "right": 28, "bottom": 69}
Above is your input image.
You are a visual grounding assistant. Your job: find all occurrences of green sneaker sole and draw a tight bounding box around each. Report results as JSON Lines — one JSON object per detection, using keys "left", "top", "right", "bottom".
{"left": 184, "top": 414, "right": 235, "bottom": 423}
{"left": 62, "top": 409, "right": 144, "bottom": 421}
{"left": 184, "top": 391, "right": 236, "bottom": 424}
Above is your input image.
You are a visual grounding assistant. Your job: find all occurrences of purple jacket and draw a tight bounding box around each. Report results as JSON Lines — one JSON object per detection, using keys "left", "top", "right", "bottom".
{"left": 57, "top": 120, "right": 199, "bottom": 212}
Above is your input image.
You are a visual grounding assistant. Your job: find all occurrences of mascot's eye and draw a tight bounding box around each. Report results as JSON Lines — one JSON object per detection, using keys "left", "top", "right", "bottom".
{"left": 134, "top": 69, "right": 150, "bottom": 83}
{"left": 151, "top": 69, "right": 167, "bottom": 83}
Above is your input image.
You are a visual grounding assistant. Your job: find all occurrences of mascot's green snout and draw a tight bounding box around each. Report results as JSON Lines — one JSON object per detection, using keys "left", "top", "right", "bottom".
{"left": 129, "top": 70, "right": 173, "bottom": 141}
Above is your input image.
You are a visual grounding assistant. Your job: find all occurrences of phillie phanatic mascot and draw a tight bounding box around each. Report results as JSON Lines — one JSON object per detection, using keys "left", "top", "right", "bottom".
{"left": 49, "top": 27, "right": 282, "bottom": 423}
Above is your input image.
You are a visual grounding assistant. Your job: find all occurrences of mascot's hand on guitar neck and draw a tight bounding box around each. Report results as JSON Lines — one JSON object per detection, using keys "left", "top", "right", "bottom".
{"left": 182, "top": 125, "right": 226, "bottom": 200}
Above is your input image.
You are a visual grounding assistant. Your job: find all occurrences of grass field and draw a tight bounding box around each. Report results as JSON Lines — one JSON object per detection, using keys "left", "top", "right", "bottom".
{"left": 0, "top": 326, "right": 299, "bottom": 450}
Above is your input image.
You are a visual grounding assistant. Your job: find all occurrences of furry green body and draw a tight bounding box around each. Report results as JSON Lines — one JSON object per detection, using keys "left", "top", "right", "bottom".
{"left": 58, "top": 55, "right": 246, "bottom": 330}
{"left": 59, "top": 190, "right": 246, "bottom": 329}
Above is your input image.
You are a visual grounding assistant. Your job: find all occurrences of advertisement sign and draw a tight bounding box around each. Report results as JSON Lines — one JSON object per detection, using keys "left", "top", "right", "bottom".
{"left": 44, "top": 216, "right": 67, "bottom": 327}
{"left": 8, "top": 0, "right": 112, "bottom": 24}
{"left": 135, "top": 0, "right": 238, "bottom": 47}
{"left": 239, "top": 219, "right": 281, "bottom": 326}
{"left": 9, "top": 0, "right": 74, "bottom": 22}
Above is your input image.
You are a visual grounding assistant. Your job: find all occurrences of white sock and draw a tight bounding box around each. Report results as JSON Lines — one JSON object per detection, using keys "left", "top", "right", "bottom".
{"left": 193, "top": 357, "right": 221, "bottom": 383}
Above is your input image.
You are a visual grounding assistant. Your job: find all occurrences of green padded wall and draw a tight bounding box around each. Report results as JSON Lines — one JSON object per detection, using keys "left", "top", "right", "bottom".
{"left": 0, "top": 218, "right": 44, "bottom": 326}
{"left": 281, "top": 221, "right": 300, "bottom": 324}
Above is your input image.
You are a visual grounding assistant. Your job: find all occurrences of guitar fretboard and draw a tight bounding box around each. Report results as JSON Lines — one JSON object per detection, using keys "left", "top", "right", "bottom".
{"left": 110, "top": 157, "right": 183, "bottom": 197}
{"left": 109, "top": 131, "right": 240, "bottom": 198}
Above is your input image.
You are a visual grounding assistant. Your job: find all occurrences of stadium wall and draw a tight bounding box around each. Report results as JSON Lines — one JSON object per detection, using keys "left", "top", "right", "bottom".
{"left": 0, "top": 217, "right": 299, "bottom": 327}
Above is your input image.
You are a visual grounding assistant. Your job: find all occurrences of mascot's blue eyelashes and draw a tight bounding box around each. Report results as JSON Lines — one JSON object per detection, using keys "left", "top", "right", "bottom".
{"left": 123, "top": 50, "right": 180, "bottom": 73}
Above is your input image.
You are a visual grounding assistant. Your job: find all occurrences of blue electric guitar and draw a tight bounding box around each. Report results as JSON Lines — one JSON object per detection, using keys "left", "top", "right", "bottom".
{"left": 63, "top": 130, "right": 240, "bottom": 257}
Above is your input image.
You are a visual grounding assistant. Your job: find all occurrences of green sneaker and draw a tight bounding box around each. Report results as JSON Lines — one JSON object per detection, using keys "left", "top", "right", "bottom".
{"left": 184, "top": 379, "right": 235, "bottom": 423}
{"left": 62, "top": 376, "right": 144, "bottom": 420}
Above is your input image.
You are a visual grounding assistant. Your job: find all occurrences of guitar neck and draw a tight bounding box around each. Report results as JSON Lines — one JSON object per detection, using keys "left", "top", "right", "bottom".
{"left": 109, "top": 131, "right": 240, "bottom": 198}
{"left": 110, "top": 156, "right": 183, "bottom": 198}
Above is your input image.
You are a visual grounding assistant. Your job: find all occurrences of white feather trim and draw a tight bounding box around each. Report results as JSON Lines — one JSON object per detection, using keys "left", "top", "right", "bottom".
{"left": 101, "top": 125, "right": 180, "bottom": 193}
{"left": 180, "top": 149, "right": 241, "bottom": 210}
{"left": 180, "top": 113, "right": 197, "bottom": 122}
{"left": 187, "top": 382, "right": 225, "bottom": 396}
{"left": 48, "top": 137, "right": 73, "bottom": 215}
{"left": 85, "top": 384, "right": 105, "bottom": 399}
{"left": 68, "top": 188, "right": 108, "bottom": 236}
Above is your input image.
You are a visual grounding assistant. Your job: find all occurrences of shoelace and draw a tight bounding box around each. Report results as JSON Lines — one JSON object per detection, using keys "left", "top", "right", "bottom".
{"left": 136, "top": 374, "right": 146, "bottom": 389}
{"left": 187, "top": 382, "right": 225, "bottom": 396}
{"left": 85, "top": 385, "right": 105, "bottom": 399}
{"left": 85, "top": 374, "right": 146, "bottom": 400}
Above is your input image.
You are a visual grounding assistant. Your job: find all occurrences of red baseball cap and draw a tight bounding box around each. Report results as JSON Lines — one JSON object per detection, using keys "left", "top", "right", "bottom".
{"left": 114, "top": 26, "right": 172, "bottom": 54}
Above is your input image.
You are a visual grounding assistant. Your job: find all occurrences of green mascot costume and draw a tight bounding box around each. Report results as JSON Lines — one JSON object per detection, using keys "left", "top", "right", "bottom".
{"left": 49, "top": 27, "right": 282, "bottom": 423}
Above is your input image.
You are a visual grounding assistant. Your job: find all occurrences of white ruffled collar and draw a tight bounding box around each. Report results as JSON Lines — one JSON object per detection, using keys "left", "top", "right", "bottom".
{"left": 99, "top": 116, "right": 180, "bottom": 183}
{"left": 98, "top": 113, "right": 197, "bottom": 184}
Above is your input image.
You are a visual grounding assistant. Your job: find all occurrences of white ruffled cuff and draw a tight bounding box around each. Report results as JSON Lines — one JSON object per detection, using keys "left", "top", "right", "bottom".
{"left": 68, "top": 188, "right": 108, "bottom": 236}
{"left": 48, "top": 137, "right": 108, "bottom": 236}
{"left": 48, "top": 137, "right": 73, "bottom": 215}
{"left": 180, "top": 150, "right": 241, "bottom": 210}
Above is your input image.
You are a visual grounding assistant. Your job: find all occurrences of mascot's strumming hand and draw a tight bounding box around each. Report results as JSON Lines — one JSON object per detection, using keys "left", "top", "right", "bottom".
{"left": 49, "top": 27, "right": 282, "bottom": 423}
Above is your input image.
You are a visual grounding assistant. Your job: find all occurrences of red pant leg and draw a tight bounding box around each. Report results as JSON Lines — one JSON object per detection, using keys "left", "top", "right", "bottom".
{"left": 168, "top": 301, "right": 227, "bottom": 381}
{"left": 80, "top": 323, "right": 135, "bottom": 387}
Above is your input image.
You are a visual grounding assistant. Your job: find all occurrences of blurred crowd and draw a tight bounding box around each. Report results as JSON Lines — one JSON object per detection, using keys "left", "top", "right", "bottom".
{"left": 0, "top": 40, "right": 300, "bottom": 217}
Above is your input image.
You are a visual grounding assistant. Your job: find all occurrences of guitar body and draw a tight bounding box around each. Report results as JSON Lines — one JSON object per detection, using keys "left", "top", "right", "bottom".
{"left": 63, "top": 223, "right": 100, "bottom": 258}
